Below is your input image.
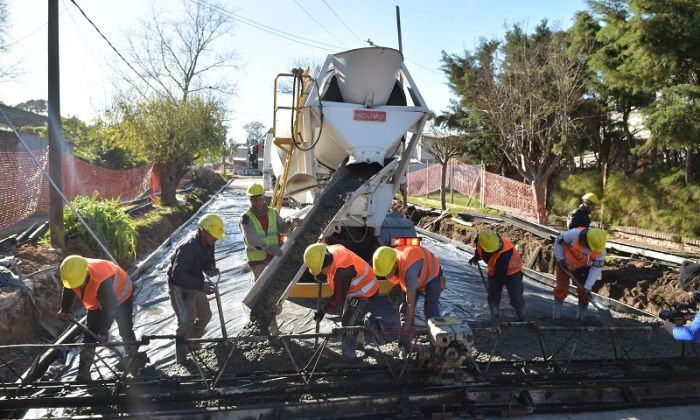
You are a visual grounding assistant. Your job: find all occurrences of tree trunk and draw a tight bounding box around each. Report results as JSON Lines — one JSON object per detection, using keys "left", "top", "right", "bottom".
{"left": 686, "top": 147, "right": 699, "bottom": 185}
{"left": 532, "top": 176, "right": 548, "bottom": 224}
{"left": 440, "top": 161, "right": 448, "bottom": 210}
{"left": 158, "top": 161, "right": 186, "bottom": 206}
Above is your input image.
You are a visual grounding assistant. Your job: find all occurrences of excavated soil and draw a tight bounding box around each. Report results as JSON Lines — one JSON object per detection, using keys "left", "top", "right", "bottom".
{"left": 397, "top": 205, "right": 688, "bottom": 315}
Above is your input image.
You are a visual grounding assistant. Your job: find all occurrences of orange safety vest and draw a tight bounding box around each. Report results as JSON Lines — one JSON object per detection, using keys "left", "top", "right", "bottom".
{"left": 562, "top": 227, "right": 601, "bottom": 269}
{"left": 326, "top": 244, "right": 379, "bottom": 299}
{"left": 390, "top": 246, "right": 441, "bottom": 292}
{"left": 72, "top": 258, "right": 133, "bottom": 311}
{"left": 477, "top": 238, "right": 523, "bottom": 278}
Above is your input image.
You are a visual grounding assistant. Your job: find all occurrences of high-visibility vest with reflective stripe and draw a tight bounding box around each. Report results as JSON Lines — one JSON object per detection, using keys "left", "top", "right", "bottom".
{"left": 72, "top": 258, "right": 132, "bottom": 311}
{"left": 392, "top": 246, "right": 441, "bottom": 292}
{"left": 562, "top": 227, "right": 601, "bottom": 269}
{"left": 326, "top": 244, "right": 379, "bottom": 299}
{"left": 477, "top": 238, "right": 523, "bottom": 278}
{"left": 244, "top": 207, "right": 280, "bottom": 262}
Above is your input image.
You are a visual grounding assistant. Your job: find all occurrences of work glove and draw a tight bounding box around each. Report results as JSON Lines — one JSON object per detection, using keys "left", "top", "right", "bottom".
{"left": 56, "top": 310, "right": 75, "bottom": 322}
{"left": 204, "top": 267, "right": 220, "bottom": 277}
{"left": 468, "top": 255, "right": 479, "bottom": 266}
{"left": 201, "top": 281, "right": 215, "bottom": 295}
{"left": 659, "top": 309, "right": 678, "bottom": 322}
{"left": 313, "top": 310, "right": 325, "bottom": 322}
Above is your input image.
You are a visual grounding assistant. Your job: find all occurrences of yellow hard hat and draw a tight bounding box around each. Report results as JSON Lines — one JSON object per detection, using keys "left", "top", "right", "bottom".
{"left": 198, "top": 213, "right": 225, "bottom": 239}
{"left": 373, "top": 246, "right": 397, "bottom": 277}
{"left": 582, "top": 192, "right": 599, "bottom": 206}
{"left": 586, "top": 228, "right": 607, "bottom": 252}
{"left": 247, "top": 183, "right": 264, "bottom": 198}
{"left": 304, "top": 243, "right": 328, "bottom": 276}
{"left": 478, "top": 229, "right": 501, "bottom": 253}
{"left": 60, "top": 255, "right": 88, "bottom": 289}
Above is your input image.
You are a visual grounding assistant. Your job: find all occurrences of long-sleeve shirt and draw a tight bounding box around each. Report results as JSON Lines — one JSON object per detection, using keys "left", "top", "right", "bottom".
{"left": 567, "top": 204, "right": 591, "bottom": 229}
{"left": 240, "top": 206, "right": 289, "bottom": 262}
{"left": 61, "top": 281, "right": 118, "bottom": 333}
{"left": 167, "top": 231, "right": 216, "bottom": 290}
{"left": 553, "top": 229, "right": 606, "bottom": 289}
{"left": 673, "top": 311, "right": 700, "bottom": 343}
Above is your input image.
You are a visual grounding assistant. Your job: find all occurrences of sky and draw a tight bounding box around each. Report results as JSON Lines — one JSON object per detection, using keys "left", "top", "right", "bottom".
{"left": 0, "top": 0, "right": 587, "bottom": 143}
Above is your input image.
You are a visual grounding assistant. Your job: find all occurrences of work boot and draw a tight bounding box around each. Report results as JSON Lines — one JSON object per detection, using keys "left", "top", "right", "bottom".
{"left": 125, "top": 351, "right": 149, "bottom": 375}
{"left": 341, "top": 335, "right": 356, "bottom": 363}
{"left": 175, "top": 344, "right": 188, "bottom": 364}
{"left": 515, "top": 306, "right": 526, "bottom": 322}
{"left": 577, "top": 300, "right": 589, "bottom": 321}
{"left": 76, "top": 348, "right": 95, "bottom": 382}
{"left": 488, "top": 302, "right": 500, "bottom": 320}
{"left": 552, "top": 300, "right": 563, "bottom": 320}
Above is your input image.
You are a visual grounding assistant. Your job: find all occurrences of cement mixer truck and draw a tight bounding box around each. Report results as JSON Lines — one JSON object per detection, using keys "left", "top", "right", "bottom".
{"left": 244, "top": 46, "right": 431, "bottom": 329}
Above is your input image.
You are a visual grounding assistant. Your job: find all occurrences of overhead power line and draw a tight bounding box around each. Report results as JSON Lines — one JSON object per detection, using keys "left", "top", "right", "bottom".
{"left": 321, "top": 0, "right": 364, "bottom": 45}
{"left": 293, "top": 0, "right": 346, "bottom": 48}
{"left": 193, "top": 0, "right": 341, "bottom": 52}
{"left": 68, "top": 0, "right": 161, "bottom": 95}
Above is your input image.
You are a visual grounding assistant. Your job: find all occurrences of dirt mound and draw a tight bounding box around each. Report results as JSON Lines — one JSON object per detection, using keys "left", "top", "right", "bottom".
{"left": 396, "top": 205, "right": 686, "bottom": 316}
{"left": 193, "top": 167, "right": 227, "bottom": 192}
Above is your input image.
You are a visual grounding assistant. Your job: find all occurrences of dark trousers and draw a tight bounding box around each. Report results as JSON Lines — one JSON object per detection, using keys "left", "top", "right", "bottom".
{"left": 487, "top": 271, "right": 525, "bottom": 310}
{"left": 85, "top": 294, "right": 136, "bottom": 344}
{"left": 399, "top": 273, "right": 443, "bottom": 327}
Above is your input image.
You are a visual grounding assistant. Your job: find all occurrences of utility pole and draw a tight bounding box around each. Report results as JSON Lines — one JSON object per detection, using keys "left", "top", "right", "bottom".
{"left": 48, "top": 0, "right": 65, "bottom": 249}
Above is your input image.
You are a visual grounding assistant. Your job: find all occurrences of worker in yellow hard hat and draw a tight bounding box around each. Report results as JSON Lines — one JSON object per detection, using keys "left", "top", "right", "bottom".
{"left": 240, "top": 183, "right": 289, "bottom": 281}
{"left": 373, "top": 243, "right": 442, "bottom": 357}
{"left": 553, "top": 227, "right": 608, "bottom": 320}
{"left": 567, "top": 192, "right": 599, "bottom": 229}
{"left": 167, "top": 213, "right": 223, "bottom": 363}
{"left": 57, "top": 255, "right": 147, "bottom": 381}
{"left": 303, "top": 242, "right": 379, "bottom": 362}
{"left": 468, "top": 229, "right": 526, "bottom": 321}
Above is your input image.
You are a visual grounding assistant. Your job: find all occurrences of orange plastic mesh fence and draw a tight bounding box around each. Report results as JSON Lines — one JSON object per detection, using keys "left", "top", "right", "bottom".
{"left": 0, "top": 150, "right": 153, "bottom": 230}
{"left": 407, "top": 160, "right": 537, "bottom": 220}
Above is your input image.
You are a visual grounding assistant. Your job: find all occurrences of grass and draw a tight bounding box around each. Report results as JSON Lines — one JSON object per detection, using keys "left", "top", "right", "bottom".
{"left": 398, "top": 191, "right": 504, "bottom": 217}
{"left": 549, "top": 168, "right": 700, "bottom": 238}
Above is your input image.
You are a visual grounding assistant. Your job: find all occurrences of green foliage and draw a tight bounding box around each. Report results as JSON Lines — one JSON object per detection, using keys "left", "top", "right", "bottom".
{"left": 111, "top": 95, "right": 227, "bottom": 167}
{"left": 64, "top": 193, "right": 137, "bottom": 264}
{"left": 549, "top": 168, "right": 700, "bottom": 238}
{"left": 645, "top": 85, "right": 700, "bottom": 149}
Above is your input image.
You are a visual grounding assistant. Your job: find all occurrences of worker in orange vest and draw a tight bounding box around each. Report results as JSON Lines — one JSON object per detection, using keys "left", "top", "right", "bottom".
{"left": 304, "top": 243, "right": 379, "bottom": 362}
{"left": 468, "top": 229, "right": 525, "bottom": 321}
{"left": 57, "top": 255, "right": 147, "bottom": 381}
{"left": 373, "top": 244, "right": 442, "bottom": 356}
{"left": 553, "top": 227, "right": 608, "bottom": 320}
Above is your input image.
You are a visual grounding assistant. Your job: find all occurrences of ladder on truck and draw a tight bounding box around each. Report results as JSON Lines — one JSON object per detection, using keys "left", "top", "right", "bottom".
{"left": 270, "top": 69, "right": 313, "bottom": 213}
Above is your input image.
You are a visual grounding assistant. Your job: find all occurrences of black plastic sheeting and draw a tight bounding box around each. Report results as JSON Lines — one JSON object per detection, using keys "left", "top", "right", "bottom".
{"left": 47, "top": 186, "right": 575, "bottom": 382}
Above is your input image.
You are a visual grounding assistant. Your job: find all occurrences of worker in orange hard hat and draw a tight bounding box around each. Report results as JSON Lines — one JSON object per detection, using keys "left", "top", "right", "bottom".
{"left": 240, "top": 183, "right": 289, "bottom": 281}
{"left": 57, "top": 255, "right": 147, "bottom": 381}
{"left": 567, "top": 192, "right": 599, "bottom": 229}
{"left": 167, "top": 213, "right": 223, "bottom": 364}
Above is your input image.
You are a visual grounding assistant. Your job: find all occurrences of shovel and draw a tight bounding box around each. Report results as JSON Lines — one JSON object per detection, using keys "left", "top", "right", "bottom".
{"left": 209, "top": 273, "right": 228, "bottom": 339}
{"left": 314, "top": 276, "right": 323, "bottom": 347}
{"left": 474, "top": 259, "right": 495, "bottom": 322}
{"left": 557, "top": 262, "right": 614, "bottom": 326}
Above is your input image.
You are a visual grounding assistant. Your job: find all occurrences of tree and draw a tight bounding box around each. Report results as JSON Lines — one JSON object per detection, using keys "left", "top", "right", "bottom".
{"left": 0, "top": 0, "right": 19, "bottom": 81}
{"left": 14, "top": 99, "right": 48, "bottom": 115}
{"left": 442, "top": 22, "right": 589, "bottom": 222}
{"left": 421, "top": 121, "right": 470, "bottom": 209}
{"left": 243, "top": 121, "right": 266, "bottom": 147}
{"left": 585, "top": 0, "right": 700, "bottom": 183}
{"left": 111, "top": 96, "right": 227, "bottom": 205}
{"left": 122, "top": 0, "right": 238, "bottom": 101}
